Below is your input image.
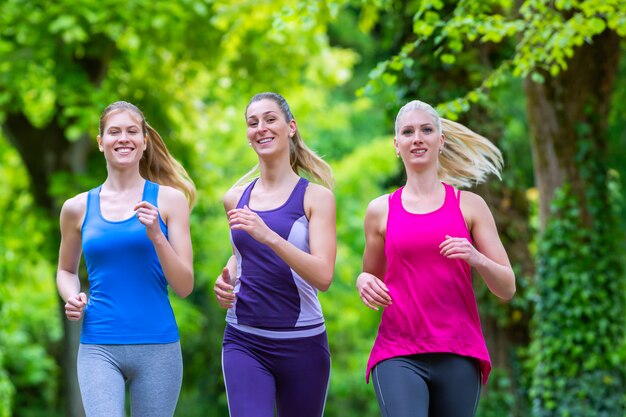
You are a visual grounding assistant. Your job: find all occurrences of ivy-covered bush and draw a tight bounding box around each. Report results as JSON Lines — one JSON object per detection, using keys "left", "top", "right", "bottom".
{"left": 529, "top": 173, "right": 626, "bottom": 417}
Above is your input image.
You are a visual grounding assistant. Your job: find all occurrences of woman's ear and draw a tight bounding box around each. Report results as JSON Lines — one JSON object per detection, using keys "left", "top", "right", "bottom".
{"left": 97, "top": 135, "right": 104, "bottom": 152}
{"left": 289, "top": 119, "right": 297, "bottom": 138}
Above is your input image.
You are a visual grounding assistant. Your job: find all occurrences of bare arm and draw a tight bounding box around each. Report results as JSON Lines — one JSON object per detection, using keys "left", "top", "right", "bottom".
{"left": 138, "top": 186, "right": 194, "bottom": 298}
{"left": 356, "top": 195, "right": 392, "bottom": 310}
{"left": 214, "top": 255, "right": 237, "bottom": 308}
{"left": 285, "top": 183, "right": 336, "bottom": 291}
{"left": 56, "top": 194, "right": 88, "bottom": 320}
{"left": 440, "top": 191, "right": 516, "bottom": 300}
{"left": 213, "top": 186, "right": 246, "bottom": 308}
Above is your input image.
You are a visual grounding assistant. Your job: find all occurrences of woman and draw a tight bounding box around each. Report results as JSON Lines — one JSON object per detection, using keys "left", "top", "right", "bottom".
{"left": 357, "top": 100, "right": 516, "bottom": 417}
{"left": 56, "top": 101, "right": 195, "bottom": 417}
{"left": 213, "top": 92, "right": 336, "bottom": 417}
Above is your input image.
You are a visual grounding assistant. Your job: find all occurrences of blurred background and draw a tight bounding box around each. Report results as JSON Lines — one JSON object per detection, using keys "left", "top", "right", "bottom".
{"left": 0, "top": 1, "right": 625, "bottom": 416}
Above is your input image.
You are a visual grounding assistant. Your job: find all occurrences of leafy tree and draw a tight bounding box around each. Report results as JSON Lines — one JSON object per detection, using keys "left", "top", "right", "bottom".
{"left": 0, "top": 134, "right": 62, "bottom": 416}
{"left": 354, "top": 0, "right": 626, "bottom": 415}
{"left": 0, "top": 1, "right": 356, "bottom": 415}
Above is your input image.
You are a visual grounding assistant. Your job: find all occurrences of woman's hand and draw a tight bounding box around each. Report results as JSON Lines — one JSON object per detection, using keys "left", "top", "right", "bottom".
{"left": 65, "top": 292, "right": 88, "bottom": 321}
{"left": 214, "top": 267, "right": 236, "bottom": 309}
{"left": 134, "top": 201, "right": 164, "bottom": 241}
{"left": 439, "top": 235, "right": 484, "bottom": 267}
{"left": 357, "top": 272, "right": 392, "bottom": 311}
{"left": 227, "top": 205, "right": 275, "bottom": 244}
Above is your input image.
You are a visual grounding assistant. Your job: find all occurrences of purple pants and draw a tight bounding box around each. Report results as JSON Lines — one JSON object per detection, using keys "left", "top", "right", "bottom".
{"left": 222, "top": 325, "right": 331, "bottom": 417}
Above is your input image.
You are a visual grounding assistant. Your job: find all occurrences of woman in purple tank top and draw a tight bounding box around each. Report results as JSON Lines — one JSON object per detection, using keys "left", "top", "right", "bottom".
{"left": 213, "top": 92, "right": 336, "bottom": 417}
{"left": 356, "top": 100, "right": 516, "bottom": 417}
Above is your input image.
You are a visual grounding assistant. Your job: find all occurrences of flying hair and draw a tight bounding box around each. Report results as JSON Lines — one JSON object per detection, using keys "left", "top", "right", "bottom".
{"left": 395, "top": 100, "right": 503, "bottom": 188}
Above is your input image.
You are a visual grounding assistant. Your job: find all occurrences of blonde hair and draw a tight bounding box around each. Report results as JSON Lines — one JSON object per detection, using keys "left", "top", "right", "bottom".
{"left": 235, "top": 92, "right": 334, "bottom": 189}
{"left": 99, "top": 101, "right": 196, "bottom": 207}
{"left": 395, "top": 100, "right": 503, "bottom": 188}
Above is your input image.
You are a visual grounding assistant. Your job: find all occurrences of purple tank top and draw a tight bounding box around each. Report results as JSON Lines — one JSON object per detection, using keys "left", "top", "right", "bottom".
{"left": 366, "top": 183, "right": 491, "bottom": 384}
{"left": 226, "top": 178, "right": 325, "bottom": 335}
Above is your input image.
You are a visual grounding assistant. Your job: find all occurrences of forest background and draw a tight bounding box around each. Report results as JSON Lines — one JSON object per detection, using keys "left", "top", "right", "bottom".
{"left": 1, "top": 0, "right": 625, "bottom": 416}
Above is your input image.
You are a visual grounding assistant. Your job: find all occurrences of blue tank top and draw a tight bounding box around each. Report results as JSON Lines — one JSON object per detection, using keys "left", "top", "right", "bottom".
{"left": 226, "top": 178, "right": 325, "bottom": 337}
{"left": 80, "top": 180, "right": 179, "bottom": 344}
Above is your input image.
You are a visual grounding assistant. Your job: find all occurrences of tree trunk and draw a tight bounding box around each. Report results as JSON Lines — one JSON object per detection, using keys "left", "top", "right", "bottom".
{"left": 524, "top": 29, "right": 621, "bottom": 229}
{"left": 524, "top": 29, "right": 624, "bottom": 416}
{"left": 2, "top": 114, "right": 92, "bottom": 417}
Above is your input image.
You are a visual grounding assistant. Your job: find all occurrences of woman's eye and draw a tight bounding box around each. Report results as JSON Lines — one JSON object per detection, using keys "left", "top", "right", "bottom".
{"left": 423, "top": 128, "right": 433, "bottom": 133}
{"left": 402, "top": 129, "right": 412, "bottom": 135}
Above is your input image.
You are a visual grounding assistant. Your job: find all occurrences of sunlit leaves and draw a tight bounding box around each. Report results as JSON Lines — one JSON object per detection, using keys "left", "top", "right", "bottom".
{"left": 361, "top": 0, "right": 624, "bottom": 113}
{"left": 0, "top": 135, "right": 61, "bottom": 414}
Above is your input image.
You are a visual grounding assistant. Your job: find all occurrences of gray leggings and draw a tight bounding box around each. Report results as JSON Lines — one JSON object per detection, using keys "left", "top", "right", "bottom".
{"left": 372, "top": 353, "right": 482, "bottom": 417}
{"left": 77, "top": 342, "right": 182, "bottom": 417}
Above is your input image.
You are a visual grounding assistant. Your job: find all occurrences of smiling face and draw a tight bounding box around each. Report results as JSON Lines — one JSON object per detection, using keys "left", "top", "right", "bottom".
{"left": 245, "top": 98, "right": 296, "bottom": 157}
{"left": 97, "top": 109, "right": 147, "bottom": 169}
{"left": 394, "top": 108, "right": 444, "bottom": 169}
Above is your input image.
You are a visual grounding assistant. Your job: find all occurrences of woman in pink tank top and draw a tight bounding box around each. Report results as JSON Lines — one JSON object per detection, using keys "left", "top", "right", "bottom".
{"left": 356, "top": 100, "right": 516, "bottom": 417}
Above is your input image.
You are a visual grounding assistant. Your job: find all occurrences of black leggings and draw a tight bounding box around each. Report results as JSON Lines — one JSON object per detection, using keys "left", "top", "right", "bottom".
{"left": 371, "top": 353, "right": 482, "bottom": 417}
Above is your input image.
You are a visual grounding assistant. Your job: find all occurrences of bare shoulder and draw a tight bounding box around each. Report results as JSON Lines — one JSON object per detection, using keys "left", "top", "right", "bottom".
{"left": 304, "top": 183, "right": 335, "bottom": 221}
{"left": 158, "top": 185, "right": 188, "bottom": 207}
{"left": 223, "top": 184, "right": 247, "bottom": 212}
{"left": 459, "top": 189, "right": 493, "bottom": 230}
{"left": 60, "top": 192, "right": 88, "bottom": 228}
{"left": 459, "top": 189, "right": 490, "bottom": 212}
{"left": 366, "top": 194, "right": 390, "bottom": 218}
{"left": 156, "top": 186, "right": 190, "bottom": 227}
{"left": 363, "top": 194, "right": 389, "bottom": 237}
{"left": 304, "top": 183, "right": 335, "bottom": 205}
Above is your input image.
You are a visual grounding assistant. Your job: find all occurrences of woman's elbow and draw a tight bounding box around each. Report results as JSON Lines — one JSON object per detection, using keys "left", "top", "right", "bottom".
{"left": 498, "top": 280, "right": 516, "bottom": 301}
{"left": 499, "top": 288, "right": 515, "bottom": 301}
{"left": 173, "top": 276, "right": 194, "bottom": 298}
{"left": 317, "top": 272, "right": 334, "bottom": 292}
{"left": 175, "top": 287, "right": 193, "bottom": 298}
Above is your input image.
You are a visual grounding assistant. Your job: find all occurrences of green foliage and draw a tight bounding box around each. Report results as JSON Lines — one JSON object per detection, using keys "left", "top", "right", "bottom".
{"left": 359, "top": 0, "right": 625, "bottom": 117}
{"left": 0, "top": 352, "right": 13, "bottom": 417}
{"left": 0, "top": 1, "right": 365, "bottom": 414}
{"left": 322, "top": 136, "right": 400, "bottom": 416}
{"left": 0, "top": 135, "right": 62, "bottom": 416}
{"left": 477, "top": 368, "right": 517, "bottom": 417}
{"left": 529, "top": 176, "right": 626, "bottom": 416}
{"left": 1, "top": 1, "right": 625, "bottom": 416}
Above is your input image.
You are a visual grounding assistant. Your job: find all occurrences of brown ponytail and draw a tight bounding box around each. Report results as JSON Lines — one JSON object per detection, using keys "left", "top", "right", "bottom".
{"left": 99, "top": 101, "right": 196, "bottom": 206}
{"left": 235, "top": 92, "right": 334, "bottom": 189}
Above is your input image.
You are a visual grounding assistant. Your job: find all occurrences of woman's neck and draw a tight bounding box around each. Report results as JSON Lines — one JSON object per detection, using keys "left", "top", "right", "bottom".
{"left": 404, "top": 170, "right": 441, "bottom": 196}
{"left": 257, "top": 159, "right": 299, "bottom": 190}
{"left": 103, "top": 169, "right": 145, "bottom": 193}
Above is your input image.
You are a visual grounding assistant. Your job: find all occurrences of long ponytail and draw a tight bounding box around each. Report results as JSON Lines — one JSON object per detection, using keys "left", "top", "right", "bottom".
{"left": 99, "top": 101, "right": 197, "bottom": 207}
{"left": 235, "top": 92, "right": 334, "bottom": 189}
{"left": 141, "top": 123, "right": 196, "bottom": 207}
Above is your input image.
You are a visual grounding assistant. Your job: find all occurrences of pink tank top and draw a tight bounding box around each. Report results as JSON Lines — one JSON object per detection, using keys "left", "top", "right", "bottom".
{"left": 366, "top": 183, "right": 491, "bottom": 384}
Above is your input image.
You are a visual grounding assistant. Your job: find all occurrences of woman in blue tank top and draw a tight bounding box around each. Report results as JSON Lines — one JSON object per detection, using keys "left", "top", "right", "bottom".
{"left": 213, "top": 92, "right": 337, "bottom": 417}
{"left": 56, "top": 101, "right": 195, "bottom": 417}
